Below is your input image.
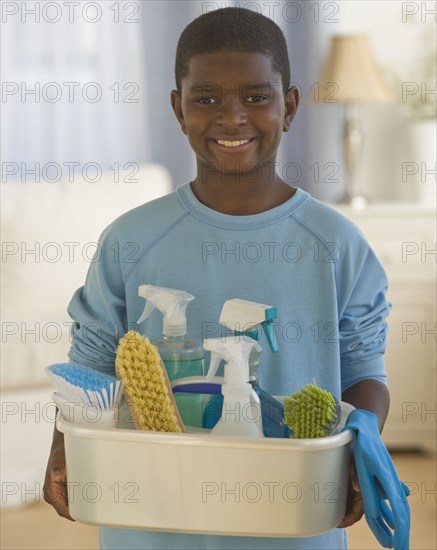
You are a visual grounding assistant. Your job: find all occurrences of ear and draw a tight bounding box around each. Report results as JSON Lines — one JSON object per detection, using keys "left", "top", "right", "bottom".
{"left": 283, "top": 85, "right": 300, "bottom": 132}
{"left": 170, "top": 90, "right": 187, "bottom": 134}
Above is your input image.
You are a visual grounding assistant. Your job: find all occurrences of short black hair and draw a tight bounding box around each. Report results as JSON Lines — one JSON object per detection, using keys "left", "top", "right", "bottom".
{"left": 175, "top": 7, "right": 291, "bottom": 97}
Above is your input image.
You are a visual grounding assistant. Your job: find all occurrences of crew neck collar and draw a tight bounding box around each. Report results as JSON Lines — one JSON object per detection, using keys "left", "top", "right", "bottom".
{"left": 176, "top": 181, "right": 310, "bottom": 229}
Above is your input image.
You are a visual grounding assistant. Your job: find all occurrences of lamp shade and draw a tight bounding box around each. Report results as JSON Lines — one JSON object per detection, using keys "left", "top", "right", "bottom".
{"left": 315, "top": 35, "right": 395, "bottom": 103}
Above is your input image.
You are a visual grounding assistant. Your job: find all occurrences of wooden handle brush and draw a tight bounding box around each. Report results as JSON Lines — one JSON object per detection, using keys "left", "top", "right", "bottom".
{"left": 115, "top": 330, "right": 185, "bottom": 433}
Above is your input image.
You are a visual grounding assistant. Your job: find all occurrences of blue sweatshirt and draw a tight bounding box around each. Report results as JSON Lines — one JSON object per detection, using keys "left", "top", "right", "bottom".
{"left": 68, "top": 182, "right": 390, "bottom": 549}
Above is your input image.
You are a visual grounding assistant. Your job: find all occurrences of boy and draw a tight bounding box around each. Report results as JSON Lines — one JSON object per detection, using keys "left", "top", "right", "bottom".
{"left": 44, "top": 7, "right": 391, "bottom": 549}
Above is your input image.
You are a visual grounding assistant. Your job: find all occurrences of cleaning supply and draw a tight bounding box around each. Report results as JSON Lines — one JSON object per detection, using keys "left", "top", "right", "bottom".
{"left": 282, "top": 383, "right": 411, "bottom": 548}
{"left": 204, "top": 337, "right": 264, "bottom": 437}
{"left": 283, "top": 382, "right": 341, "bottom": 438}
{"left": 45, "top": 363, "right": 124, "bottom": 427}
{"left": 204, "top": 298, "right": 289, "bottom": 438}
{"left": 171, "top": 376, "right": 223, "bottom": 395}
{"left": 170, "top": 375, "right": 224, "bottom": 432}
{"left": 137, "top": 284, "right": 204, "bottom": 428}
{"left": 343, "top": 410, "right": 411, "bottom": 550}
{"left": 115, "top": 330, "right": 185, "bottom": 432}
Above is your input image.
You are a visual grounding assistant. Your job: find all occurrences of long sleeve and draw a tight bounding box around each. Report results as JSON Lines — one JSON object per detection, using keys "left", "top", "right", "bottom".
{"left": 67, "top": 224, "right": 127, "bottom": 375}
{"left": 338, "top": 244, "right": 391, "bottom": 391}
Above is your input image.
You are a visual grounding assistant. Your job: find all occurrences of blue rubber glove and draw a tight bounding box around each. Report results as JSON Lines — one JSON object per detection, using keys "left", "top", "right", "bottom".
{"left": 342, "top": 409, "right": 410, "bottom": 550}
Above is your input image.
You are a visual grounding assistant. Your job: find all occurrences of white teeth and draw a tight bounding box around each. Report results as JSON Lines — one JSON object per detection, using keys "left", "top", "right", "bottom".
{"left": 216, "top": 139, "right": 251, "bottom": 147}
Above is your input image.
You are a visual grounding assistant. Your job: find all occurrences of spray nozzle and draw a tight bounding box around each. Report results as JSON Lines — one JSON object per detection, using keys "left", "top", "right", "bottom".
{"left": 137, "top": 284, "right": 194, "bottom": 337}
{"left": 205, "top": 337, "right": 262, "bottom": 380}
{"left": 204, "top": 337, "right": 261, "bottom": 384}
{"left": 219, "top": 298, "right": 279, "bottom": 352}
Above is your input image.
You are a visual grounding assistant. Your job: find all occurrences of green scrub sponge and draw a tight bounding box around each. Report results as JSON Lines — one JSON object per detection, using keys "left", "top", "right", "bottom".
{"left": 284, "top": 383, "right": 341, "bottom": 438}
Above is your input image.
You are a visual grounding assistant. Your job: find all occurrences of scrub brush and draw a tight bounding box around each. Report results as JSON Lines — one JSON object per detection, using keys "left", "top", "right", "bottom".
{"left": 115, "top": 330, "right": 185, "bottom": 433}
{"left": 284, "top": 382, "right": 341, "bottom": 438}
{"left": 46, "top": 363, "right": 124, "bottom": 409}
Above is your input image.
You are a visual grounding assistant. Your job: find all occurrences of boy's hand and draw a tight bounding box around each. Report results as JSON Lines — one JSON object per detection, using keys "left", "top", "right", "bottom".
{"left": 43, "top": 439, "right": 75, "bottom": 521}
{"left": 337, "top": 457, "right": 363, "bottom": 528}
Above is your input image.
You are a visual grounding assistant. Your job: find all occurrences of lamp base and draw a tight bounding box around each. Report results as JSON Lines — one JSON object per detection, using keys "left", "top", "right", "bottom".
{"left": 340, "top": 193, "right": 368, "bottom": 210}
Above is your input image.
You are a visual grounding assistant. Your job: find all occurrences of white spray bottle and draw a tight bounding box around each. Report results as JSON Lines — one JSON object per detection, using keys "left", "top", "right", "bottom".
{"left": 204, "top": 337, "right": 264, "bottom": 438}
{"left": 217, "top": 298, "right": 289, "bottom": 438}
{"left": 137, "top": 284, "right": 204, "bottom": 428}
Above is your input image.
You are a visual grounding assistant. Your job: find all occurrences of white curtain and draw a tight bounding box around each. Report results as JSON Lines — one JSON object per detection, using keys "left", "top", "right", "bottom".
{"left": 1, "top": 0, "right": 152, "bottom": 181}
{"left": 275, "top": 1, "right": 344, "bottom": 202}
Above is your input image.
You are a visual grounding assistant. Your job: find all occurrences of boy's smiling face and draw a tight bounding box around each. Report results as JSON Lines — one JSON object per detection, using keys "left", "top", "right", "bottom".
{"left": 171, "top": 51, "right": 299, "bottom": 184}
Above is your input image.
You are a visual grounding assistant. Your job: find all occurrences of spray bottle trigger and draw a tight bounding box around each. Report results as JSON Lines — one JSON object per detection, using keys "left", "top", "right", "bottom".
{"left": 205, "top": 352, "right": 221, "bottom": 380}
{"left": 262, "top": 320, "right": 279, "bottom": 353}
{"left": 137, "top": 300, "right": 155, "bottom": 324}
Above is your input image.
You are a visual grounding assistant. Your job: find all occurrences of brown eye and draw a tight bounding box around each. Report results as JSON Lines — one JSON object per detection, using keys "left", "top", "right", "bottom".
{"left": 246, "top": 95, "right": 268, "bottom": 103}
{"left": 196, "top": 97, "right": 216, "bottom": 105}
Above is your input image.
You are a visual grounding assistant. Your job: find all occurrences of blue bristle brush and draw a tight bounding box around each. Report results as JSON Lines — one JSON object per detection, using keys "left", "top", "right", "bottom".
{"left": 45, "top": 363, "right": 124, "bottom": 410}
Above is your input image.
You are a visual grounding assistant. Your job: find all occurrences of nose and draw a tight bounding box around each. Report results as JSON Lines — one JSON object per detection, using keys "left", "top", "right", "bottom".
{"left": 216, "top": 99, "right": 247, "bottom": 128}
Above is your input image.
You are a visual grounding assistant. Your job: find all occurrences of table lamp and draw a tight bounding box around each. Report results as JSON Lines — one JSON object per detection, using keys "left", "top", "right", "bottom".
{"left": 314, "top": 35, "right": 395, "bottom": 208}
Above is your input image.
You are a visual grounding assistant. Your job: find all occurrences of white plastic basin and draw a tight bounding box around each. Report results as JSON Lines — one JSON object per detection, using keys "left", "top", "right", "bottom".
{"left": 57, "top": 401, "right": 354, "bottom": 537}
